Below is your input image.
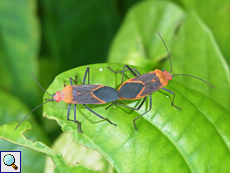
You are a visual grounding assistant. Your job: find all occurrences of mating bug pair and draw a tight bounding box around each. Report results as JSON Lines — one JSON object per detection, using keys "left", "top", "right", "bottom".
{"left": 15, "top": 32, "right": 214, "bottom": 132}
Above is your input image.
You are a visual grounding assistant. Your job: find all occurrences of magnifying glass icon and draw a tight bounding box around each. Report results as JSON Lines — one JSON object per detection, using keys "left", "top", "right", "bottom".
{"left": 3, "top": 154, "right": 18, "bottom": 170}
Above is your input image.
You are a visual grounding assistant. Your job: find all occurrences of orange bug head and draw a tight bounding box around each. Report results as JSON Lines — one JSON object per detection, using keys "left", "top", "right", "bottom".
{"left": 163, "top": 71, "right": 172, "bottom": 81}
{"left": 53, "top": 91, "right": 62, "bottom": 102}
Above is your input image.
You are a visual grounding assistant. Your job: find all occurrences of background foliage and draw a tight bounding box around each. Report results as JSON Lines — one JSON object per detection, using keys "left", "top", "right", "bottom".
{"left": 0, "top": 0, "right": 229, "bottom": 172}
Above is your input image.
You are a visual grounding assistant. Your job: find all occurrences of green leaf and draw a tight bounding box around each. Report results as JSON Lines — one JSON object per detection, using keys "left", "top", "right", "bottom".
{"left": 0, "top": 90, "right": 50, "bottom": 173}
{"left": 45, "top": 132, "right": 112, "bottom": 173}
{"left": 172, "top": 0, "right": 230, "bottom": 65}
{"left": 2, "top": 1, "right": 229, "bottom": 172}
{"left": 165, "top": 13, "right": 230, "bottom": 111}
{"left": 0, "top": 0, "right": 39, "bottom": 108}
{"left": 0, "top": 122, "right": 101, "bottom": 173}
{"left": 42, "top": 62, "right": 230, "bottom": 172}
{"left": 108, "top": 0, "right": 230, "bottom": 110}
{"left": 108, "top": 1, "right": 184, "bottom": 70}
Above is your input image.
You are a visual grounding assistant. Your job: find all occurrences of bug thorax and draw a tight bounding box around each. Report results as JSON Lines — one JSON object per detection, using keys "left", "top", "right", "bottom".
{"left": 61, "top": 85, "right": 73, "bottom": 103}
{"left": 154, "top": 69, "right": 170, "bottom": 86}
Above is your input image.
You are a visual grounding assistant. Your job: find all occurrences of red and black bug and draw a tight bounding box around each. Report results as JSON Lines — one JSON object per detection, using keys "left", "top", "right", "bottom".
{"left": 107, "top": 31, "right": 215, "bottom": 130}
{"left": 15, "top": 67, "right": 119, "bottom": 133}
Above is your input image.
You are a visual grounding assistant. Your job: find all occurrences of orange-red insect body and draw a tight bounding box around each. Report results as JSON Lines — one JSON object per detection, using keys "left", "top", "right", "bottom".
{"left": 107, "top": 31, "right": 214, "bottom": 130}
{"left": 53, "top": 85, "right": 117, "bottom": 104}
{"left": 118, "top": 69, "right": 172, "bottom": 100}
{"left": 15, "top": 67, "right": 119, "bottom": 132}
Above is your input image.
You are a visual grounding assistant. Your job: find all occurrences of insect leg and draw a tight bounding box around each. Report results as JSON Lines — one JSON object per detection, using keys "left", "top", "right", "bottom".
{"left": 66, "top": 103, "right": 82, "bottom": 133}
{"left": 67, "top": 103, "right": 71, "bottom": 121}
{"left": 108, "top": 65, "right": 140, "bottom": 84}
{"left": 83, "top": 104, "right": 117, "bottom": 126}
{"left": 107, "top": 65, "right": 141, "bottom": 84}
{"left": 124, "top": 64, "right": 141, "bottom": 76}
{"left": 105, "top": 97, "right": 147, "bottom": 110}
{"left": 107, "top": 66, "right": 140, "bottom": 76}
{"left": 107, "top": 67, "right": 131, "bottom": 74}
{"left": 74, "top": 104, "right": 82, "bottom": 133}
{"left": 69, "top": 75, "right": 78, "bottom": 85}
{"left": 106, "top": 64, "right": 142, "bottom": 108}
{"left": 68, "top": 67, "right": 90, "bottom": 85}
{"left": 73, "top": 104, "right": 77, "bottom": 123}
{"left": 82, "top": 67, "right": 90, "bottom": 85}
{"left": 162, "top": 88, "right": 181, "bottom": 110}
{"left": 133, "top": 94, "right": 152, "bottom": 130}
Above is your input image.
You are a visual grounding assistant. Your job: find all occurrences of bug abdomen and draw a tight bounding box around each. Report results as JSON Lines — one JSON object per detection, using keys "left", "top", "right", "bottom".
{"left": 71, "top": 85, "right": 119, "bottom": 104}
{"left": 118, "top": 82, "right": 144, "bottom": 99}
{"left": 93, "top": 86, "right": 119, "bottom": 102}
{"left": 118, "top": 71, "right": 164, "bottom": 100}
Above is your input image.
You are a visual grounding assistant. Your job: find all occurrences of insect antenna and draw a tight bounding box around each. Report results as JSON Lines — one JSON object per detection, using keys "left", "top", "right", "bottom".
{"left": 15, "top": 73, "right": 55, "bottom": 130}
{"left": 172, "top": 74, "right": 215, "bottom": 87}
{"left": 157, "top": 31, "right": 215, "bottom": 88}
{"left": 15, "top": 99, "right": 55, "bottom": 130}
{"left": 157, "top": 31, "right": 173, "bottom": 73}
{"left": 31, "top": 72, "right": 54, "bottom": 97}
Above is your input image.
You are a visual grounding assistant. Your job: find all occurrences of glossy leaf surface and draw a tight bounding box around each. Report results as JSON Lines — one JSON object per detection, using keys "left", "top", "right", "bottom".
{"left": 1, "top": 1, "right": 229, "bottom": 172}
{"left": 45, "top": 132, "right": 112, "bottom": 173}
{"left": 0, "top": 122, "right": 101, "bottom": 173}
{"left": 172, "top": 0, "right": 230, "bottom": 65}
{"left": 108, "top": 1, "right": 184, "bottom": 70}
{"left": 41, "top": 60, "right": 229, "bottom": 172}
{"left": 0, "top": 90, "right": 49, "bottom": 173}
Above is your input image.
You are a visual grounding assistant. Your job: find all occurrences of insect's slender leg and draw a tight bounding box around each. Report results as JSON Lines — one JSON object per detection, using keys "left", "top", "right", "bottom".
{"left": 68, "top": 67, "right": 89, "bottom": 133}
{"left": 104, "top": 103, "right": 115, "bottom": 110}
{"left": 87, "top": 68, "right": 89, "bottom": 84}
{"left": 69, "top": 78, "right": 73, "bottom": 85}
{"left": 106, "top": 64, "right": 142, "bottom": 108}
{"left": 107, "top": 67, "right": 133, "bottom": 74}
{"left": 105, "top": 65, "right": 143, "bottom": 110}
{"left": 105, "top": 97, "right": 147, "bottom": 110}
{"left": 83, "top": 104, "right": 117, "bottom": 126}
{"left": 120, "top": 65, "right": 139, "bottom": 85}
{"left": 73, "top": 104, "right": 77, "bottom": 123}
{"left": 78, "top": 122, "right": 82, "bottom": 133}
{"left": 133, "top": 94, "right": 152, "bottom": 130}
{"left": 162, "top": 87, "right": 181, "bottom": 110}
{"left": 107, "top": 65, "right": 141, "bottom": 84}
{"left": 70, "top": 75, "right": 78, "bottom": 85}
{"left": 124, "top": 65, "right": 141, "bottom": 76}
{"left": 74, "top": 104, "right": 82, "bottom": 133}
{"left": 82, "top": 67, "right": 90, "bottom": 85}
{"left": 107, "top": 66, "right": 141, "bottom": 76}
{"left": 67, "top": 103, "right": 72, "bottom": 121}
{"left": 66, "top": 103, "right": 82, "bottom": 133}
